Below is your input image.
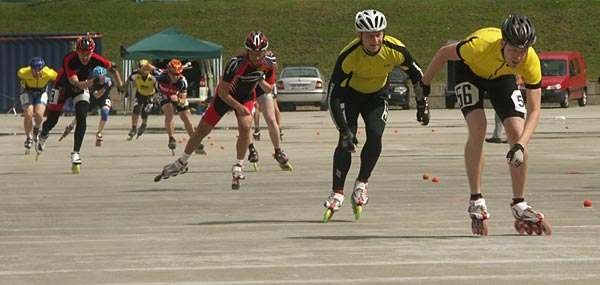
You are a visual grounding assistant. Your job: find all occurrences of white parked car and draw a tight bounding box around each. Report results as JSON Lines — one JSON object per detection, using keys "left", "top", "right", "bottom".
{"left": 276, "top": 65, "right": 328, "bottom": 111}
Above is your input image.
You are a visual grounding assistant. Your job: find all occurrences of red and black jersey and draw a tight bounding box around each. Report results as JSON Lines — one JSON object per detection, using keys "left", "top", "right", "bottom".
{"left": 53, "top": 52, "right": 112, "bottom": 90}
{"left": 154, "top": 69, "right": 188, "bottom": 97}
{"left": 221, "top": 52, "right": 276, "bottom": 99}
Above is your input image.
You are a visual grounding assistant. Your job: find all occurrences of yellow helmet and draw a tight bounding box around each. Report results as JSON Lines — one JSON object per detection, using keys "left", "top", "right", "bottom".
{"left": 138, "top": 59, "right": 149, "bottom": 69}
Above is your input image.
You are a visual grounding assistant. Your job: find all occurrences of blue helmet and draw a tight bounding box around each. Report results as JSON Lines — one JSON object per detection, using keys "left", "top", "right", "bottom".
{"left": 30, "top": 57, "right": 45, "bottom": 69}
{"left": 92, "top": 66, "right": 107, "bottom": 78}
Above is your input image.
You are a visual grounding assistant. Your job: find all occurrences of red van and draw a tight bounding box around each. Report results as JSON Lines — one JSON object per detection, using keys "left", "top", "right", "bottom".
{"left": 537, "top": 51, "right": 587, "bottom": 108}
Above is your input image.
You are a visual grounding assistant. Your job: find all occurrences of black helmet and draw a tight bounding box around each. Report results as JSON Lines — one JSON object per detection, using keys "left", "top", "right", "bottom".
{"left": 501, "top": 14, "right": 536, "bottom": 48}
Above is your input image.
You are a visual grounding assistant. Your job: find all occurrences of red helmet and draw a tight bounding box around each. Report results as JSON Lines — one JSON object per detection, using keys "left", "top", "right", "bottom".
{"left": 244, "top": 31, "right": 269, "bottom": 51}
{"left": 77, "top": 35, "right": 95, "bottom": 53}
{"left": 167, "top": 59, "right": 183, "bottom": 75}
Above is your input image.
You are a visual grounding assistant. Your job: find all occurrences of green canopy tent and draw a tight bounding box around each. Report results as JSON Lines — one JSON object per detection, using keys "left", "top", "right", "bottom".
{"left": 120, "top": 27, "right": 222, "bottom": 107}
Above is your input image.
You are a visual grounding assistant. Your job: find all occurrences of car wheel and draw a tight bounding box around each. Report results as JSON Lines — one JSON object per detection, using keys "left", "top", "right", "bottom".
{"left": 559, "top": 92, "right": 569, "bottom": 108}
{"left": 578, "top": 89, "right": 587, "bottom": 107}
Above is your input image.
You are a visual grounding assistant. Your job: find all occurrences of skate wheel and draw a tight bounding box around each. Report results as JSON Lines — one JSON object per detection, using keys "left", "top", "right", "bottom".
{"left": 171, "top": 149, "right": 175, "bottom": 156}
{"left": 25, "top": 149, "right": 30, "bottom": 155}
{"left": 35, "top": 153, "right": 40, "bottom": 161}
{"left": 153, "top": 174, "right": 163, "bottom": 182}
{"left": 232, "top": 179, "right": 241, "bottom": 190}
{"left": 281, "top": 163, "right": 293, "bottom": 171}
{"left": 354, "top": 205, "right": 362, "bottom": 221}
{"left": 127, "top": 136, "right": 133, "bottom": 141}
{"left": 514, "top": 220, "right": 525, "bottom": 235}
{"left": 539, "top": 221, "right": 552, "bottom": 236}
{"left": 523, "top": 222, "right": 533, "bottom": 235}
{"left": 323, "top": 209, "right": 333, "bottom": 223}
{"left": 531, "top": 223, "right": 543, "bottom": 235}
{"left": 72, "top": 164, "right": 80, "bottom": 174}
{"left": 471, "top": 219, "right": 488, "bottom": 236}
{"left": 253, "top": 162, "right": 258, "bottom": 171}
{"left": 96, "top": 141, "right": 102, "bottom": 147}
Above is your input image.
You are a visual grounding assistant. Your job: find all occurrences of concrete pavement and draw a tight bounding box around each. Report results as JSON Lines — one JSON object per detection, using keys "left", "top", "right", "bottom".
{"left": 1, "top": 105, "right": 599, "bottom": 284}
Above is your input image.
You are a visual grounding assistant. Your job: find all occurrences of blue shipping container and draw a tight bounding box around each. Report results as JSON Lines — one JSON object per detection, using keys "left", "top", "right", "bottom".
{"left": 0, "top": 33, "right": 103, "bottom": 113}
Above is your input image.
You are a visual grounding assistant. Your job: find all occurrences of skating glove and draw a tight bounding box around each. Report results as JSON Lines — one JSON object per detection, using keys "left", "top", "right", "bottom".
{"left": 340, "top": 130, "right": 358, "bottom": 152}
{"left": 416, "top": 99, "right": 430, "bottom": 126}
{"left": 506, "top": 143, "right": 525, "bottom": 167}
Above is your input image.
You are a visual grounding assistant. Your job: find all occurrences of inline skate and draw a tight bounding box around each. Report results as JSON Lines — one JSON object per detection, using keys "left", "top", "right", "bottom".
{"left": 351, "top": 180, "right": 369, "bottom": 220}
{"left": 154, "top": 158, "right": 189, "bottom": 182}
{"left": 468, "top": 198, "right": 490, "bottom": 236}
{"left": 127, "top": 126, "right": 137, "bottom": 141}
{"left": 35, "top": 133, "right": 48, "bottom": 161}
{"left": 323, "top": 191, "right": 345, "bottom": 223}
{"left": 248, "top": 145, "right": 259, "bottom": 171}
{"left": 95, "top": 132, "right": 103, "bottom": 147}
{"left": 512, "top": 201, "right": 551, "bottom": 236}
{"left": 24, "top": 138, "right": 33, "bottom": 155}
{"left": 58, "top": 125, "right": 73, "bottom": 142}
{"left": 195, "top": 143, "right": 207, "bottom": 155}
{"left": 168, "top": 137, "right": 176, "bottom": 155}
{"left": 71, "top": 151, "right": 82, "bottom": 174}
{"left": 253, "top": 127, "right": 261, "bottom": 141}
{"left": 273, "top": 149, "right": 293, "bottom": 171}
{"left": 136, "top": 124, "right": 146, "bottom": 139}
{"left": 231, "top": 164, "right": 245, "bottom": 190}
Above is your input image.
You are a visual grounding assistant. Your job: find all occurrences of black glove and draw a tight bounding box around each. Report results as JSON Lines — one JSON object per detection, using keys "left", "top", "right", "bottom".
{"left": 416, "top": 99, "right": 430, "bottom": 126}
{"left": 124, "top": 90, "right": 130, "bottom": 98}
{"left": 117, "top": 86, "right": 125, "bottom": 93}
{"left": 340, "top": 130, "right": 358, "bottom": 152}
{"left": 506, "top": 143, "right": 525, "bottom": 167}
{"left": 93, "top": 77, "right": 101, "bottom": 85}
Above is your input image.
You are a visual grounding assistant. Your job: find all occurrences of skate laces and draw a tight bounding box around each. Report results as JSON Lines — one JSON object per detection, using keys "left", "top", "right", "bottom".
{"left": 352, "top": 181, "right": 368, "bottom": 204}
{"left": 469, "top": 198, "right": 490, "bottom": 220}
{"left": 512, "top": 201, "right": 543, "bottom": 221}
{"left": 71, "top": 151, "right": 81, "bottom": 163}
{"left": 232, "top": 164, "right": 244, "bottom": 178}
{"left": 275, "top": 151, "right": 288, "bottom": 163}
{"left": 325, "top": 192, "right": 345, "bottom": 210}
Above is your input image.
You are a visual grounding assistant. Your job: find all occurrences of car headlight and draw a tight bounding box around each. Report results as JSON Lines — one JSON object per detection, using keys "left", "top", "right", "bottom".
{"left": 546, "top": 84, "right": 562, "bottom": 90}
{"left": 393, "top": 86, "right": 408, "bottom": 93}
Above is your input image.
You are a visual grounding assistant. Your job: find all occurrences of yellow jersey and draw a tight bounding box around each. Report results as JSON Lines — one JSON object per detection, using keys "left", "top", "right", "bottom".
{"left": 458, "top": 27, "right": 541, "bottom": 87}
{"left": 128, "top": 71, "right": 157, "bottom": 96}
{"left": 332, "top": 35, "right": 423, "bottom": 94}
{"left": 17, "top": 66, "right": 57, "bottom": 90}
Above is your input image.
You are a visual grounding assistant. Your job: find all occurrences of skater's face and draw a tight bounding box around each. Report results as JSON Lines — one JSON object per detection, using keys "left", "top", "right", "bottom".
{"left": 168, "top": 71, "right": 180, "bottom": 83}
{"left": 30, "top": 67, "right": 43, "bottom": 78}
{"left": 248, "top": 50, "right": 265, "bottom": 65}
{"left": 77, "top": 50, "right": 93, "bottom": 65}
{"left": 502, "top": 41, "right": 529, "bottom": 69}
{"left": 359, "top": 31, "right": 384, "bottom": 55}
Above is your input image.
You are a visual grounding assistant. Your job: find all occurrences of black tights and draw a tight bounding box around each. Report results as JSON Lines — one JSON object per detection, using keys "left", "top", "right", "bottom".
{"left": 332, "top": 94, "right": 388, "bottom": 191}
{"left": 42, "top": 101, "right": 89, "bottom": 152}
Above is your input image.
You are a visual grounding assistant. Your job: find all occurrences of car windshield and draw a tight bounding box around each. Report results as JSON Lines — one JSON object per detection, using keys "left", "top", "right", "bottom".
{"left": 541, "top": 59, "right": 567, "bottom": 76}
{"left": 282, "top": 68, "right": 318, "bottom": 78}
{"left": 389, "top": 67, "right": 406, "bottom": 81}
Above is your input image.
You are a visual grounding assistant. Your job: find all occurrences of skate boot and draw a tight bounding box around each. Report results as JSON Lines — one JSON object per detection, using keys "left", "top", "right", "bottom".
{"left": 351, "top": 180, "right": 369, "bottom": 220}
{"left": 168, "top": 137, "right": 176, "bottom": 155}
{"left": 468, "top": 198, "right": 490, "bottom": 236}
{"left": 35, "top": 133, "right": 48, "bottom": 161}
{"left": 248, "top": 145, "right": 259, "bottom": 171}
{"left": 95, "top": 132, "right": 103, "bottom": 147}
{"left": 136, "top": 124, "right": 146, "bottom": 139}
{"left": 154, "top": 158, "right": 189, "bottom": 182}
{"left": 71, "top": 151, "right": 82, "bottom": 174}
{"left": 127, "top": 126, "right": 137, "bottom": 141}
{"left": 58, "top": 124, "right": 73, "bottom": 142}
{"left": 231, "top": 164, "right": 245, "bottom": 190}
{"left": 511, "top": 201, "right": 551, "bottom": 236}
{"left": 24, "top": 138, "right": 33, "bottom": 155}
{"left": 323, "top": 191, "right": 345, "bottom": 223}
{"left": 253, "top": 127, "right": 261, "bottom": 141}
{"left": 195, "top": 143, "right": 207, "bottom": 155}
{"left": 273, "top": 149, "right": 293, "bottom": 171}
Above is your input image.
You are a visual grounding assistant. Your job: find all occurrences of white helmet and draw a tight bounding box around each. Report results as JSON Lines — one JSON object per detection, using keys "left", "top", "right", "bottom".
{"left": 355, "top": 9, "right": 387, "bottom": 32}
